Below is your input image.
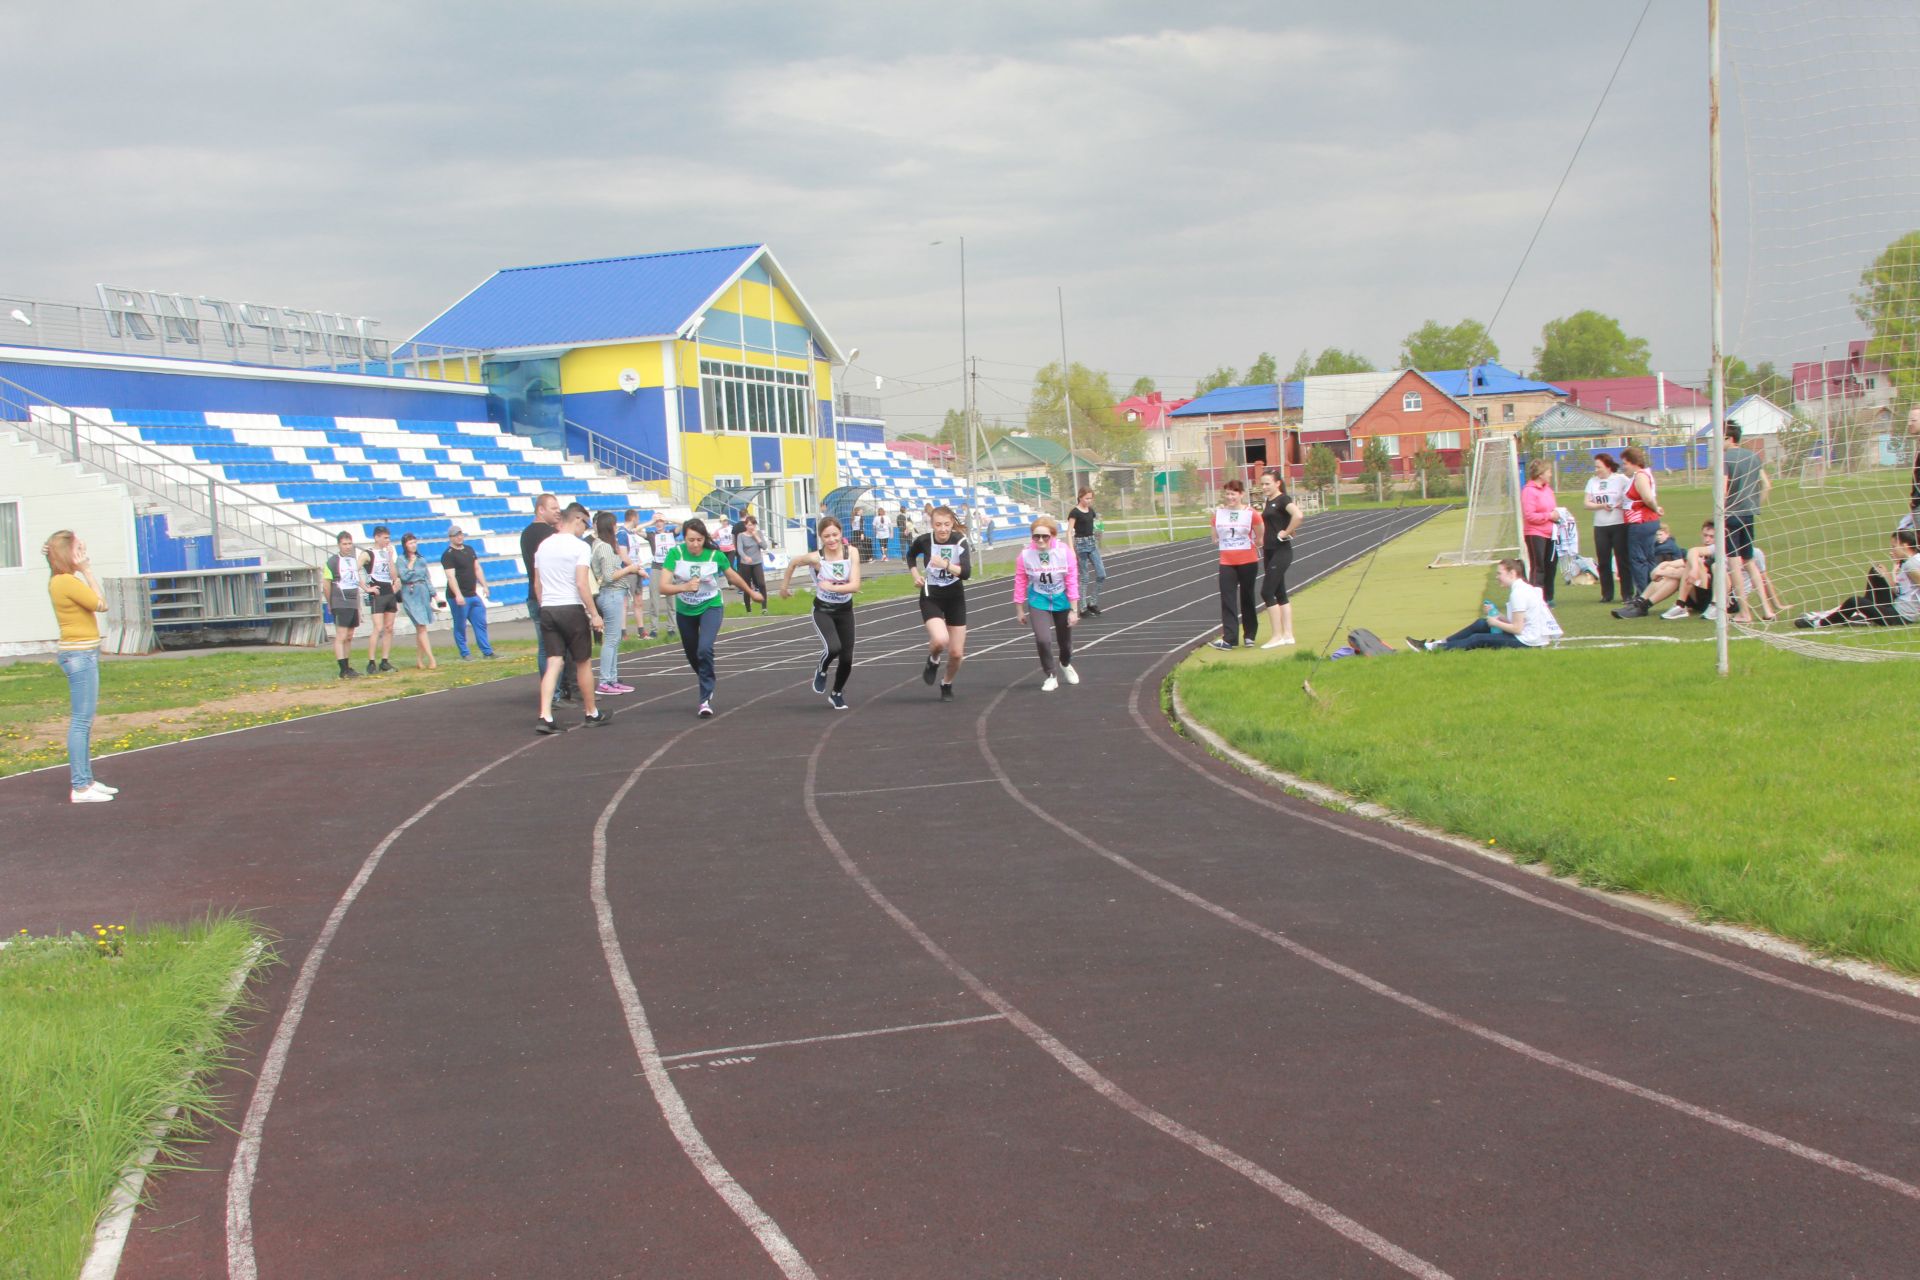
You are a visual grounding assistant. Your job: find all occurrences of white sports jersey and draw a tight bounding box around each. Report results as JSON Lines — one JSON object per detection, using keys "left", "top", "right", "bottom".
{"left": 1214, "top": 507, "right": 1255, "bottom": 553}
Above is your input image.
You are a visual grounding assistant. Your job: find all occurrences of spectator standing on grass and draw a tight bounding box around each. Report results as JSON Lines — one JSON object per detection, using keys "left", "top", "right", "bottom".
{"left": 1013, "top": 515, "right": 1081, "bottom": 691}
{"left": 1619, "top": 447, "right": 1664, "bottom": 596}
{"left": 1908, "top": 406, "right": 1920, "bottom": 517}
{"left": 1066, "top": 488, "right": 1106, "bottom": 616}
{"left": 440, "top": 526, "right": 494, "bottom": 660}
{"left": 325, "top": 530, "right": 365, "bottom": 680}
{"left": 1521, "top": 460, "right": 1558, "bottom": 605}
{"left": 618, "top": 510, "right": 648, "bottom": 638}
{"left": 1257, "top": 467, "right": 1302, "bottom": 648}
{"left": 521, "top": 494, "right": 579, "bottom": 704}
{"left": 1408, "top": 558, "right": 1561, "bottom": 652}
{"left": 396, "top": 533, "right": 438, "bottom": 670}
{"left": 362, "top": 525, "right": 399, "bottom": 674}
{"left": 1723, "top": 422, "right": 1770, "bottom": 608}
{"left": 1584, "top": 453, "right": 1631, "bottom": 604}
{"left": 1796, "top": 528, "right": 1920, "bottom": 629}
{"left": 1207, "top": 479, "right": 1263, "bottom": 650}
{"left": 1748, "top": 546, "right": 1787, "bottom": 621}
{"left": 532, "top": 503, "right": 609, "bottom": 733}
{"left": 43, "top": 530, "right": 116, "bottom": 804}
{"left": 734, "top": 514, "right": 772, "bottom": 613}
{"left": 895, "top": 508, "right": 910, "bottom": 559}
{"left": 590, "top": 510, "right": 640, "bottom": 696}
{"left": 711, "top": 512, "right": 737, "bottom": 574}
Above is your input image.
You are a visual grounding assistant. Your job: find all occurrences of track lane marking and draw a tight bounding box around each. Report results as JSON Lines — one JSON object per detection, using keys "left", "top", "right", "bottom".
{"left": 660, "top": 1014, "right": 1007, "bottom": 1063}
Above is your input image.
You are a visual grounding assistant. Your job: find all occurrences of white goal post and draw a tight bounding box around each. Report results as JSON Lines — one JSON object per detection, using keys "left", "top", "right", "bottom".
{"left": 1432, "top": 434, "right": 1525, "bottom": 567}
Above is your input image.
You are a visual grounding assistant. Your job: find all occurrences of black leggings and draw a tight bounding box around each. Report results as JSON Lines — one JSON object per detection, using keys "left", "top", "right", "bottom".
{"left": 1027, "top": 606, "right": 1073, "bottom": 675}
{"left": 1525, "top": 534, "right": 1558, "bottom": 604}
{"left": 1260, "top": 541, "right": 1294, "bottom": 606}
{"left": 812, "top": 605, "right": 856, "bottom": 692}
{"left": 1592, "top": 523, "right": 1630, "bottom": 602}
{"left": 1822, "top": 571, "right": 1910, "bottom": 627}
{"left": 739, "top": 563, "right": 768, "bottom": 610}
{"left": 1218, "top": 562, "right": 1258, "bottom": 644}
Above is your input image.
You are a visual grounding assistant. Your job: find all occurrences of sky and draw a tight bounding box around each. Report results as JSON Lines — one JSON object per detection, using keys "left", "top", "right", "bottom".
{"left": 0, "top": 0, "right": 1834, "bottom": 436}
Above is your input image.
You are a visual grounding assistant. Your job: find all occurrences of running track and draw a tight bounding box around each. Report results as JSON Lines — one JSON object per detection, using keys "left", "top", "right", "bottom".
{"left": 6, "top": 509, "right": 1918, "bottom": 1278}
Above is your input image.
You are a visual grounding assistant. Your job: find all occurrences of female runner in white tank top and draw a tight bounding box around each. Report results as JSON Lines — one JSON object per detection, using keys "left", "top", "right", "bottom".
{"left": 782, "top": 515, "right": 863, "bottom": 710}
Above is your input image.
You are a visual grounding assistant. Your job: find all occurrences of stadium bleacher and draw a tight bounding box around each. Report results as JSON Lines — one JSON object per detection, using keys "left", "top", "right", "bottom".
{"left": 41, "top": 408, "right": 674, "bottom": 608}
{"left": 835, "top": 442, "right": 1045, "bottom": 543}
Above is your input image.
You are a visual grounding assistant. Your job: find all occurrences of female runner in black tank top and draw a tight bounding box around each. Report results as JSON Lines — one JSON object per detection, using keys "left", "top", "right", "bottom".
{"left": 907, "top": 505, "right": 972, "bottom": 701}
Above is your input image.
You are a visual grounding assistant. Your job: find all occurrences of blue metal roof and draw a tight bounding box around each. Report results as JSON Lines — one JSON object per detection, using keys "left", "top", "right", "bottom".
{"left": 408, "top": 245, "right": 764, "bottom": 352}
{"left": 1419, "top": 363, "right": 1566, "bottom": 398}
{"left": 1171, "top": 381, "right": 1303, "bottom": 417}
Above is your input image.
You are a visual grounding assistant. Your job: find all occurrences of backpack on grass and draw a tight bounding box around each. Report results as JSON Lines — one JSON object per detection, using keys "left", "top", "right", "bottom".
{"left": 1346, "top": 628, "right": 1395, "bottom": 657}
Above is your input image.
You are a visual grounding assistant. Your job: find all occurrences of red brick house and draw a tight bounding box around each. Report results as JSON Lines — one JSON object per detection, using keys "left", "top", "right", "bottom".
{"left": 1346, "top": 370, "right": 1473, "bottom": 474}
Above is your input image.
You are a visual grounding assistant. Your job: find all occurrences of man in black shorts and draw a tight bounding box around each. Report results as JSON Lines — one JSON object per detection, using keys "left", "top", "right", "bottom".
{"left": 361, "top": 524, "right": 399, "bottom": 674}
{"left": 520, "top": 493, "right": 579, "bottom": 702}
{"left": 908, "top": 505, "right": 971, "bottom": 700}
{"left": 324, "top": 530, "right": 364, "bottom": 679}
{"left": 1722, "top": 421, "right": 1769, "bottom": 606}
{"left": 532, "top": 503, "right": 610, "bottom": 733}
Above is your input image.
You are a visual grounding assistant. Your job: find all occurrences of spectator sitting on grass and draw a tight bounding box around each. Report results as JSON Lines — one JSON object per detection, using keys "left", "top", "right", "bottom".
{"left": 1795, "top": 528, "right": 1920, "bottom": 628}
{"left": 1614, "top": 521, "right": 1739, "bottom": 620}
{"left": 1407, "top": 558, "right": 1562, "bottom": 652}
{"left": 1652, "top": 522, "right": 1683, "bottom": 564}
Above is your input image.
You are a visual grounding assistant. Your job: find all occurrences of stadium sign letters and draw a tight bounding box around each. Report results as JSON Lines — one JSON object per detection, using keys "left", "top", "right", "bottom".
{"left": 95, "top": 284, "right": 389, "bottom": 363}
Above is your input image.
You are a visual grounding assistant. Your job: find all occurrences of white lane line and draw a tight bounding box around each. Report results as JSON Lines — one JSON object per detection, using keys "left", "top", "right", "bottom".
{"left": 660, "top": 1014, "right": 1007, "bottom": 1063}
{"left": 798, "top": 679, "right": 1454, "bottom": 1279}
{"left": 970, "top": 674, "right": 1920, "bottom": 1208}
{"left": 225, "top": 737, "right": 546, "bottom": 1280}
{"left": 1132, "top": 673, "right": 1920, "bottom": 1028}
{"left": 815, "top": 778, "right": 998, "bottom": 798}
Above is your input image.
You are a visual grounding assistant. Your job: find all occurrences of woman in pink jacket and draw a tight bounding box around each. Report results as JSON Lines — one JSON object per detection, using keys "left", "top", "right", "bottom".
{"left": 1012, "top": 516, "right": 1081, "bottom": 691}
{"left": 1521, "top": 459, "right": 1559, "bottom": 605}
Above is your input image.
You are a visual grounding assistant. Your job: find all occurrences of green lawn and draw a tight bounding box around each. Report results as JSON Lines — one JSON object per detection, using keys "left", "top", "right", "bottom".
{"left": 1174, "top": 475, "right": 1920, "bottom": 977}
{"left": 0, "top": 917, "right": 271, "bottom": 1280}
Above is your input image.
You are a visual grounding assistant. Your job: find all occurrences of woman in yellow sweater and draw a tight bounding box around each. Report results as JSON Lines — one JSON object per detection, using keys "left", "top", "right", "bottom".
{"left": 45, "top": 530, "right": 115, "bottom": 804}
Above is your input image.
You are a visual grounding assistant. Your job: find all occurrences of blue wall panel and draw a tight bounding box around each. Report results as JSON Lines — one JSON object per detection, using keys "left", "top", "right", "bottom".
{"left": 817, "top": 400, "right": 836, "bottom": 439}
{"left": 135, "top": 512, "right": 259, "bottom": 574}
{"left": 840, "top": 421, "right": 883, "bottom": 445}
{"left": 749, "top": 437, "right": 783, "bottom": 475}
{"left": 0, "top": 358, "right": 485, "bottom": 420}
{"left": 561, "top": 387, "right": 672, "bottom": 466}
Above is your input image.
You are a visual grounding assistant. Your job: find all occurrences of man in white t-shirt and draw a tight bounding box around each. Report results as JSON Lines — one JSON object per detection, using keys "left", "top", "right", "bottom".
{"left": 533, "top": 503, "right": 610, "bottom": 732}
{"left": 1409, "top": 558, "right": 1562, "bottom": 652}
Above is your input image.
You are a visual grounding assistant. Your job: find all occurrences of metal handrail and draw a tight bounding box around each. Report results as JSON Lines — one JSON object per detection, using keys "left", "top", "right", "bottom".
{"left": 0, "top": 374, "right": 335, "bottom": 565}
{"left": 563, "top": 418, "right": 702, "bottom": 507}
{"left": 0, "top": 291, "right": 484, "bottom": 381}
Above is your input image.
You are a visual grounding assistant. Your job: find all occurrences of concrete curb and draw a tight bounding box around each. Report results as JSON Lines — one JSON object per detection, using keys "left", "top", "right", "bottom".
{"left": 1164, "top": 678, "right": 1920, "bottom": 1005}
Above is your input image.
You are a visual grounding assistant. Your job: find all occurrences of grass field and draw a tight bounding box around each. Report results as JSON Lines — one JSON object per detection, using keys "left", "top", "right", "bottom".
{"left": 1174, "top": 476, "right": 1920, "bottom": 977}
{"left": 0, "top": 917, "right": 270, "bottom": 1280}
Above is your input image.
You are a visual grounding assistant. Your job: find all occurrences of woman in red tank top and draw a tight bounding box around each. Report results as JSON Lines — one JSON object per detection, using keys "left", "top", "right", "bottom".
{"left": 1619, "top": 447, "right": 1664, "bottom": 597}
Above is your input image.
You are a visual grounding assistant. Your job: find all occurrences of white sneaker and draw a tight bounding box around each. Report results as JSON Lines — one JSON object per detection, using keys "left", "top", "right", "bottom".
{"left": 1260, "top": 637, "right": 1296, "bottom": 649}
{"left": 71, "top": 787, "right": 113, "bottom": 804}
{"left": 1062, "top": 664, "right": 1079, "bottom": 685}
{"left": 1041, "top": 675, "right": 1059, "bottom": 692}
{"left": 1661, "top": 605, "right": 1690, "bottom": 620}
{"left": 88, "top": 781, "right": 119, "bottom": 796}
{"left": 1702, "top": 604, "right": 1721, "bottom": 621}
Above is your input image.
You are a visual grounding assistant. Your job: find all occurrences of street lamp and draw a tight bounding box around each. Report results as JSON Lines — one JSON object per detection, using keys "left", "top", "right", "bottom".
{"left": 930, "top": 238, "right": 973, "bottom": 499}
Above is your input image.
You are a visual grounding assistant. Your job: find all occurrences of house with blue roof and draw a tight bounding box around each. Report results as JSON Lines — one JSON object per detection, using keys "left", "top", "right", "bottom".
{"left": 409, "top": 243, "right": 850, "bottom": 525}
{"left": 1419, "top": 363, "right": 1567, "bottom": 429}
{"left": 1166, "top": 382, "right": 1304, "bottom": 489}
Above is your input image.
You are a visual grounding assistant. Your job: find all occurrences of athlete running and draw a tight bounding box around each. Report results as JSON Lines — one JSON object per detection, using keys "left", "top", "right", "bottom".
{"left": 661, "top": 517, "right": 764, "bottom": 717}
{"left": 1013, "top": 515, "right": 1081, "bottom": 691}
{"left": 781, "top": 514, "right": 862, "bottom": 711}
{"left": 907, "top": 504, "right": 972, "bottom": 701}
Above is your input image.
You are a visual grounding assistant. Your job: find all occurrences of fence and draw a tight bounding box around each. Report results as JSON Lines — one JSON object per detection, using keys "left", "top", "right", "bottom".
{"left": 101, "top": 567, "right": 326, "bottom": 654}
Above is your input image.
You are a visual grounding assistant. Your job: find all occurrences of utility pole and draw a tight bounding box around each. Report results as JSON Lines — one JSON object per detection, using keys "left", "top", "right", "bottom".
{"left": 1709, "top": 0, "right": 1729, "bottom": 676}
{"left": 1057, "top": 287, "right": 1078, "bottom": 499}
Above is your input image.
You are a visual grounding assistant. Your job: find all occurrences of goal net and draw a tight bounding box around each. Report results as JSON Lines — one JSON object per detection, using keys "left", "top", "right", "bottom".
{"left": 1432, "top": 434, "right": 1523, "bottom": 567}
{"left": 1725, "top": 0, "right": 1920, "bottom": 659}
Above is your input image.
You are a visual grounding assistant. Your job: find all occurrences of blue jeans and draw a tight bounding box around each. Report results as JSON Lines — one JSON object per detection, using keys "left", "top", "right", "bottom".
{"left": 56, "top": 648, "right": 99, "bottom": 790}
{"left": 1626, "top": 523, "right": 1659, "bottom": 596}
{"left": 676, "top": 607, "right": 724, "bottom": 702}
{"left": 1438, "top": 618, "right": 1527, "bottom": 651}
{"left": 1075, "top": 536, "right": 1106, "bottom": 607}
{"left": 449, "top": 596, "right": 492, "bottom": 657}
{"left": 596, "top": 587, "right": 627, "bottom": 685}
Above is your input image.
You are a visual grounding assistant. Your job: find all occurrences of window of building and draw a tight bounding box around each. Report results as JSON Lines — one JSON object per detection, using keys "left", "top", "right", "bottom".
{"left": 1475, "top": 407, "right": 1490, "bottom": 425}
{"left": 1402, "top": 391, "right": 1423, "bottom": 412}
{"left": 0, "top": 500, "right": 19, "bottom": 570}
{"left": 1427, "top": 431, "right": 1462, "bottom": 450}
{"left": 1379, "top": 435, "right": 1401, "bottom": 457}
{"left": 1866, "top": 376, "right": 1877, "bottom": 390}
{"left": 1502, "top": 403, "right": 1516, "bottom": 423}
{"left": 700, "top": 360, "right": 815, "bottom": 435}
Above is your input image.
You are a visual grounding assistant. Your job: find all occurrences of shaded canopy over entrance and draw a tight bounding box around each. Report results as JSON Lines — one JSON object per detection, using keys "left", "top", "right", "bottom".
{"left": 694, "top": 481, "right": 777, "bottom": 528}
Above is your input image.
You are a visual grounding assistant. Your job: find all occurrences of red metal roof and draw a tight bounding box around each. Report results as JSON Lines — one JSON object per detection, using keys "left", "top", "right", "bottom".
{"left": 1116, "top": 392, "right": 1193, "bottom": 428}
{"left": 1558, "top": 377, "right": 1709, "bottom": 414}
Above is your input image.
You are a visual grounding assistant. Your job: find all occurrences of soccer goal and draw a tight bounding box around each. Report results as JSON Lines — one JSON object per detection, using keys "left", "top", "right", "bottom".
{"left": 1432, "top": 434, "right": 1525, "bottom": 567}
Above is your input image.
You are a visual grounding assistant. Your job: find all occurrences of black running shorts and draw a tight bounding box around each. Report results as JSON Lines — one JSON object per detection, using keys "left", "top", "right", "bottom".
{"left": 368, "top": 585, "right": 398, "bottom": 615}
{"left": 919, "top": 590, "right": 968, "bottom": 626}
{"left": 539, "top": 604, "right": 593, "bottom": 664}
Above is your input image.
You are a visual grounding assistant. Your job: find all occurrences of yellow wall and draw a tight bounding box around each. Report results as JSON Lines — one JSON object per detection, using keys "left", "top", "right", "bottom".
{"left": 560, "top": 341, "right": 665, "bottom": 395}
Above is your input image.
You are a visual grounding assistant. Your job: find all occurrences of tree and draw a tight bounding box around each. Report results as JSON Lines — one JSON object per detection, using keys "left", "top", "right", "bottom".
{"left": 1303, "top": 443, "right": 1339, "bottom": 497}
{"left": 1028, "top": 360, "right": 1143, "bottom": 462}
{"left": 1286, "top": 347, "right": 1376, "bottom": 380}
{"left": 1723, "top": 356, "right": 1791, "bottom": 405}
{"left": 936, "top": 408, "right": 968, "bottom": 453}
{"left": 1195, "top": 365, "right": 1238, "bottom": 396}
{"left": 1854, "top": 230, "right": 1920, "bottom": 413}
{"left": 1357, "top": 436, "right": 1393, "bottom": 495}
{"left": 1128, "top": 375, "right": 1157, "bottom": 398}
{"left": 1532, "top": 310, "right": 1651, "bottom": 381}
{"left": 1409, "top": 444, "right": 1452, "bottom": 498}
{"left": 1245, "top": 352, "right": 1279, "bottom": 385}
{"left": 1401, "top": 319, "right": 1499, "bottom": 371}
